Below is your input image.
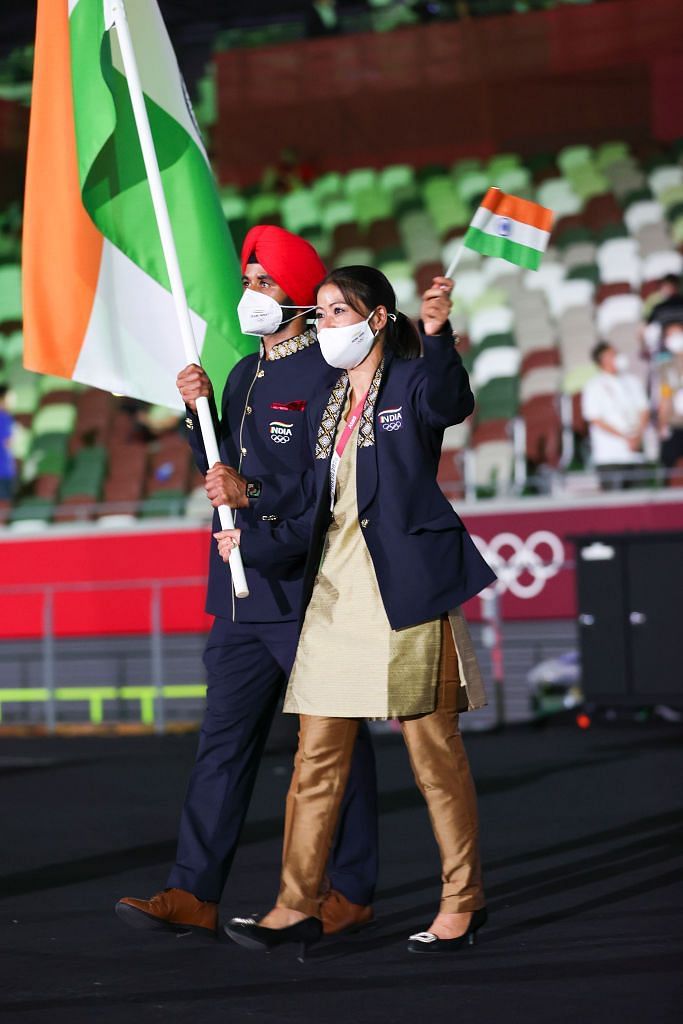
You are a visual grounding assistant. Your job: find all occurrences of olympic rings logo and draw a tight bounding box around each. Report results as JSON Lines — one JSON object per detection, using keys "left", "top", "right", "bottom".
{"left": 470, "top": 530, "right": 565, "bottom": 600}
{"left": 270, "top": 434, "right": 292, "bottom": 444}
{"left": 381, "top": 421, "right": 402, "bottom": 431}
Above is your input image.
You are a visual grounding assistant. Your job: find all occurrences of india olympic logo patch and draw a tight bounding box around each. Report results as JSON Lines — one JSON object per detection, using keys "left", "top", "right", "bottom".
{"left": 497, "top": 217, "right": 512, "bottom": 238}
{"left": 269, "top": 420, "right": 293, "bottom": 443}
{"left": 378, "top": 406, "right": 403, "bottom": 431}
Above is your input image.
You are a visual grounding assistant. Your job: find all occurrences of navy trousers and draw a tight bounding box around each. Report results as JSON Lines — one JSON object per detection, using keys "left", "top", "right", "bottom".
{"left": 168, "top": 617, "right": 379, "bottom": 905}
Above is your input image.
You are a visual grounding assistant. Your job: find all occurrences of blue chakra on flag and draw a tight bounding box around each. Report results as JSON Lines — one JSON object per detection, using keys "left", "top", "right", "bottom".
{"left": 378, "top": 406, "right": 403, "bottom": 431}
{"left": 497, "top": 217, "right": 512, "bottom": 238}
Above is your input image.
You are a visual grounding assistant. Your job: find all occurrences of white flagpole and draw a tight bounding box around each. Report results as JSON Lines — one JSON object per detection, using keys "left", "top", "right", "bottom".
{"left": 445, "top": 243, "right": 465, "bottom": 281}
{"left": 104, "top": 0, "right": 248, "bottom": 598}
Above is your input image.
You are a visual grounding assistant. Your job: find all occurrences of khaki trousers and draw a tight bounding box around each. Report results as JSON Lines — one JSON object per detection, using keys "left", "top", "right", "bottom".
{"left": 277, "top": 618, "right": 484, "bottom": 917}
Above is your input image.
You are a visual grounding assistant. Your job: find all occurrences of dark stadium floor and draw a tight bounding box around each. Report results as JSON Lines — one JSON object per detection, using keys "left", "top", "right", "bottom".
{"left": 1, "top": 718, "right": 682, "bottom": 1024}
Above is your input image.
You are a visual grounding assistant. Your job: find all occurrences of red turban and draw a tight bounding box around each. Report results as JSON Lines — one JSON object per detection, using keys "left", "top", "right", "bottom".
{"left": 240, "top": 225, "right": 327, "bottom": 307}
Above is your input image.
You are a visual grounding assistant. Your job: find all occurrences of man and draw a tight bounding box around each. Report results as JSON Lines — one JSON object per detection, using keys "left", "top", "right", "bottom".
{"left": 116, "top": 226, "right": 378, "bottom": 937}
{"left": 0, "top": 385, "right": 16, "bottom": 502}
{"left": 643, "top": 274, "right": 683, "bottom": 356}
{"left": 582, "top": 341, "right": 649, "bottom": 491}
{"left": 656, "top": 319, "right": 683, "bottom": 479}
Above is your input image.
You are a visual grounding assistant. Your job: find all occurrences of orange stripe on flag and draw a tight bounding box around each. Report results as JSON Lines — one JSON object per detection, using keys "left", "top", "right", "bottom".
{"left": 22, "top": 0, "right": 103, "bottom": 379}
{"left": 480, "top": 188, "right": 553, "bottom": 233}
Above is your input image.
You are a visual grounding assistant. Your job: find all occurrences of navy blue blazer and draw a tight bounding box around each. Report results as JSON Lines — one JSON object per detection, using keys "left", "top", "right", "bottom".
{"left": 186, "top": 333, "right": 334, "bottom": 622}
{"left": 241, "top": 329, "right": 497, "bottom": 631}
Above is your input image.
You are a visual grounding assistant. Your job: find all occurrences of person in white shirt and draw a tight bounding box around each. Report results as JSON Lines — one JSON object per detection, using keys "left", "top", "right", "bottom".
{"left": 581, "top": 341, "right": 649, "bottom": 490}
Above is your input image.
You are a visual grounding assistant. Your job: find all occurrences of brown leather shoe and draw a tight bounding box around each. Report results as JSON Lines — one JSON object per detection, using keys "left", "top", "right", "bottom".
{"left": 115, "top": 888, "right": 218, "bottom": 937}
{"left": 320, "top": 889, "right": 373, "bottom": 936}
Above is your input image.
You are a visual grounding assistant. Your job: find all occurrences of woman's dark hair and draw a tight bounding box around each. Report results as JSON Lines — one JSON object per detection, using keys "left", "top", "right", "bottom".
{"left": 318, "top": 265, "right": 422, "bottom": 359}
{"left": 591, "top": 340, "right": 612, "bottom": 366}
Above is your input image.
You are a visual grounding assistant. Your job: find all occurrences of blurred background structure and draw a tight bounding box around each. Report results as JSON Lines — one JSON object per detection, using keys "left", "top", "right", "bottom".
{"left": 1, "top": 0, "right": 683, "bottom": 732}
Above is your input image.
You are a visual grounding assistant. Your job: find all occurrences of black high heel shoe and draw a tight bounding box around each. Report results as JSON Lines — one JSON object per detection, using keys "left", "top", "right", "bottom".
{"left": 407, "top": 907, "right": 488, "bottom": 954}
{"left": 224, "top": 916, "right": 322, "bottom": 962}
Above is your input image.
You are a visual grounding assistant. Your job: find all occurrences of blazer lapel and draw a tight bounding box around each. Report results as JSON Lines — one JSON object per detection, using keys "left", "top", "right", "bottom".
{"left": 315, "top": 372, "right": 348, "bottom": 462}
{"left": 356, "top": 357, "right": 387, "bottom": 515}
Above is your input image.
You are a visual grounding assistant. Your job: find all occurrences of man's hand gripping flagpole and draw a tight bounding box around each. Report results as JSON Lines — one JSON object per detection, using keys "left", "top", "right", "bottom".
{"left": 104, "top": 0, "right": 248, "bottom": 598}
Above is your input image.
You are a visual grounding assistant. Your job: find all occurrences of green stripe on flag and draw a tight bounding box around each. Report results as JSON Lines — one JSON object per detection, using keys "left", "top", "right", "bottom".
{"left": 69, "top": 0, "right": 256, "bottom": 399}
{"left": 463, "top": 226, "right": 542, "bottom": 271}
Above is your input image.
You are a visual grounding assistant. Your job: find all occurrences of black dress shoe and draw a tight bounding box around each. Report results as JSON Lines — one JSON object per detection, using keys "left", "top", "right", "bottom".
{"left": 407, "top": 907, "right": 488, "bottom": 953}
{"left": 224, "top": 916, "right": 322, "bottom": 961}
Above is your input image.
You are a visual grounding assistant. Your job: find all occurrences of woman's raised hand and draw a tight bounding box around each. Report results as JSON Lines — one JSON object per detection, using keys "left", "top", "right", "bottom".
{"left": 420, "top": 276, "right": 454, "bottom": 336}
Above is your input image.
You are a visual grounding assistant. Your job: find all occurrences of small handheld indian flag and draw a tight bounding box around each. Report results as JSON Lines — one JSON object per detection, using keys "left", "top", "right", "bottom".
{"left": 446, "top": 187, "right": 554, "bottom": 277}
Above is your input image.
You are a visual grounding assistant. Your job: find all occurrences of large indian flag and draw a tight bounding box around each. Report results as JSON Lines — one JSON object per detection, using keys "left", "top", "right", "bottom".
{"left": 22, "top": 0, "right": 256, "bottom": 411}
{"left": 463, "top": 187, "right": 554, "bottom": 271}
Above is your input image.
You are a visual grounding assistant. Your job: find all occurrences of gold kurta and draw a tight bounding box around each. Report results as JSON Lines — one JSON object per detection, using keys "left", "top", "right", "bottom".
{"left": 284, "top": 409, "right": 442, "bottom": 719}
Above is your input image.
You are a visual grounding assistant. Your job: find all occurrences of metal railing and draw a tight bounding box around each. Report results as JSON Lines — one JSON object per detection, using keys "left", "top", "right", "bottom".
{"left": 0, "top": 577, "right": 206, "bottom": 733}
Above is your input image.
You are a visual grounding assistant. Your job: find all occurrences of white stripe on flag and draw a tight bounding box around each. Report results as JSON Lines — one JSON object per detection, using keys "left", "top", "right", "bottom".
{"left": 469, "top": 208, "right": 551, "bottom": 253}
{"left": 73, "top": 241, "right": 206, "bottom": 410}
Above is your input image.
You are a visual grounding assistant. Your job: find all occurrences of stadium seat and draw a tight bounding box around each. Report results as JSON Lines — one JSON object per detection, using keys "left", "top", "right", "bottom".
{"left": 596, "top": 237, "right": 641, "bottom": 287}
{"left": 596, "top": 293, "right": 643, "bottom": 336}
{"left": 0, "top": 264, "right": 21, "bottom": 321}
{"left": 537, "top": 179, "right": 582, "bottom": 217}
{"left": 474, "top": 440, "right": 514, "bottom": 492}
{"left": 641, "top": 250, "right": 683, "bottom": 283}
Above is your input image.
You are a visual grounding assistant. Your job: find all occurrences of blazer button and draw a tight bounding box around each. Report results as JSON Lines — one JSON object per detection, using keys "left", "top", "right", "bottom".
{"left": 360, "top": 518, "right": 369, "bottom": 528}
{"left": 245, "top": 406, "right": 253, "bottom": 415}
{"left": 184, "top": 416, "right": 194, "bottom": 430}
{"left": 241, "top": 447, "right": 247, "bottom": 456}
{"left": 257, "top": 370, "right": 265, "bottom": 379}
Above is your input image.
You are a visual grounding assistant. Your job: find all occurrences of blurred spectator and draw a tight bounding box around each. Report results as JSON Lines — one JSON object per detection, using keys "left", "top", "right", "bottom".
{"left": 581, "top": 342, "right": 649, "bottom": 491}
{"left": 656, "top": 321, "right": 683, "bottom": 480}
{"left": 643, "top": 274, "right": 683, "bottom": 357}
{"left": 305, "top": 1, "right": 341, "bottom": 38}
{"left": 0, "top": 384, "right": 16, "bottom": 500}
{"left": 262, "top": 146, "right": 316, "bottom": 194}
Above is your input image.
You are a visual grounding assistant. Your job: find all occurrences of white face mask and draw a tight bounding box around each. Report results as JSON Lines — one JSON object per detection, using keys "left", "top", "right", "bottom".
{"left": 666, "top": 330, "right": 683, "bottom": 354}
{"left": 237, "top": 288, "right": 314, "bottom": 337}
{"left": 614, "top": 353, "right": 629, "bottom": 373}
{"left": 317, "top": 312, "right": 377, "bottom": 370}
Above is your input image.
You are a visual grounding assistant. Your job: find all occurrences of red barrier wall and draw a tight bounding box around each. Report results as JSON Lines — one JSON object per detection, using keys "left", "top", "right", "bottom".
{"left": 1, "top": 497, "right": 681, "bottom": 639}
{"left": 215, "top": 0, "right": 683, "bottom": 185}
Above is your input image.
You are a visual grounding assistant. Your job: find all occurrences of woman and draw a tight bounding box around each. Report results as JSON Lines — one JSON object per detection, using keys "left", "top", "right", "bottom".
{"left": 217, "top": 266, "right": 496, "bottom": 956}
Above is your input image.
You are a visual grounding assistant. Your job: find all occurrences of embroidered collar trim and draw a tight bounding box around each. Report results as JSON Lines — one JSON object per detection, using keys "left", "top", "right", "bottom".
{"left": 262, "top": 329, "right": 317, "bottom": 362}
{"left": 315, "top": 358, "right": 384, "bottom": 459}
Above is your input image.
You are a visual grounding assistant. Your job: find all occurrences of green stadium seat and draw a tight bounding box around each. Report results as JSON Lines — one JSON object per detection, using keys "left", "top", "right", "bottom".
{"left": 31, "top": 403, "right": 77, "bottom": 437}
{"left": 487, "top": 153, "right": 522, "bottom": 178}
{"left": 595, "top": 141, "right": 631, "bottom": 172}
{"left": 344, "top": 168, "right": 378, "bottom": 197}
{"left": 312, "top": 172, "right": 345, "bottom": 204}
{"left": 60, "top": 446, "right": 108, "bottom": 500}
{"left": 3, "top": 330, "right": 23, "bottom": 362}
{"left": 379, "top": 164, "right": 416, "bottom": 194}
{"left": 321, "top": 199, "right": 356, "bottom": 233}
{"left": 0, "top": 264, "right": 21, "bottom": 321}
{"left": 567, "top": 263, "right": 600, "bottom": 287}
{"left": 496, "top": 166, "right": 533, "bottom": 197}
{"left": 456, "top": 171, "right": 490, "bottom": 206}
{"left": 475, "top": 376, "right": 520, "bottom": 422}
{"left": 451, "top": 158, "right": 483, "bottom": 183}
{"left": 38, "top": 375, "right": 81, "bottom": 397}
{"left": 422, "top": 177, "right": 470, "bottom": 237}
{"left": 139, "top": 491, "right": 186, "bottom": 518}
{"left": 557, "top": 144, "right": 594, "bottom": 175}
{"left": 246, "top": 192, "right": 282, "bottom": 227}
{"left": 9, "top": 496, "right": 54, "bottom": 525}
{"left": 352, "top": 187, "right": 393, "bottom": 227}
{"left": 281, "top": 190, "right": 320, "bottom": 234}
